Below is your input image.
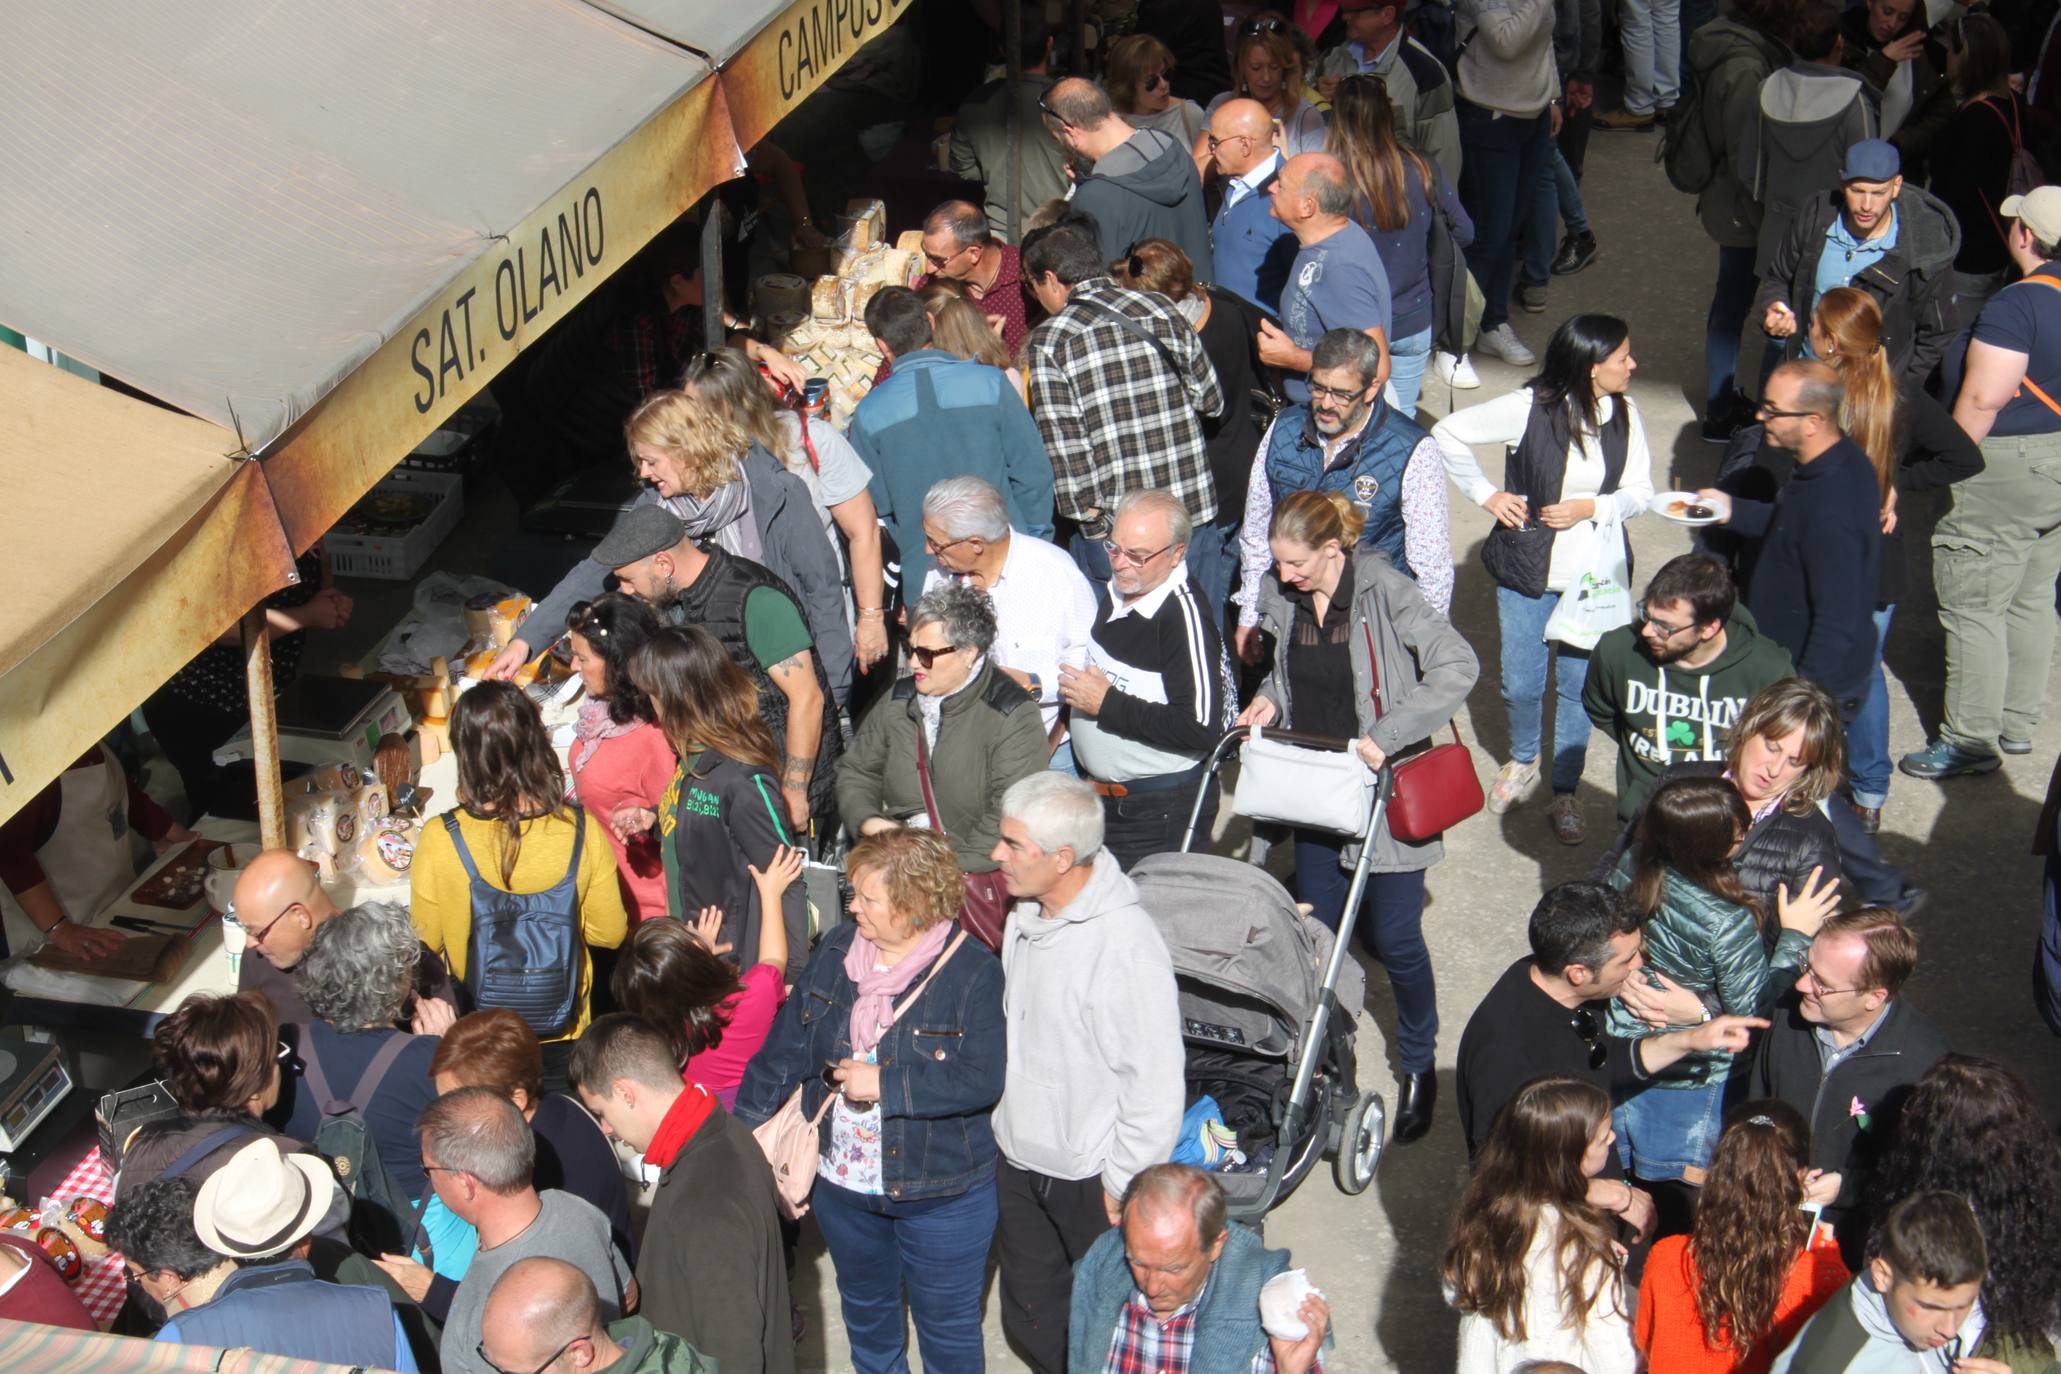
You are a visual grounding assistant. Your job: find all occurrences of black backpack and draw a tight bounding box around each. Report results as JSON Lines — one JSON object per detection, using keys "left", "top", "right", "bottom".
{"left": 300, "top": 1030, "right": 428, "bottom": 1261}
{"left": 445, "top": 809, "right": 586, "bottom": 1037}
{"left": 1660, "top": 25, "right": 1787, "bottom": 195}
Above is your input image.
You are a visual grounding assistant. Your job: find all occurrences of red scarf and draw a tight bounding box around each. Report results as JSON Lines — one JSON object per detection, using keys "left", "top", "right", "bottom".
{"left": 643, "top": 1082, "right": 717, "bottom": 1168}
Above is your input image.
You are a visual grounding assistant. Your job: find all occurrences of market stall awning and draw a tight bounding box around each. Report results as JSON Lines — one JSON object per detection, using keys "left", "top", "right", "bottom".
{"left": 0, "top": 347, "right": 297, "bottom": 826}
{"left": 583, "top": 0, "right": 915, "bottom": 148}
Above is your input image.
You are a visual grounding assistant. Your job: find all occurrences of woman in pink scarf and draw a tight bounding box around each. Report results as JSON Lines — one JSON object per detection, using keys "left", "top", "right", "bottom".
{"left": 564, "top": 594, "right": 677, "bottom": 922}
{"left": 733, "top": 828, "right": 1005, "bottom": 1374}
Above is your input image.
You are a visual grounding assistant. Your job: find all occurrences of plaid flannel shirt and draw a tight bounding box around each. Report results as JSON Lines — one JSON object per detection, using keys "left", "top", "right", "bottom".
{"left": 1101, "top": 1286, "right": 1318, "bottom": 1374}
{"left": 1025, "top": 277, "right": 1226, "bottom": 533}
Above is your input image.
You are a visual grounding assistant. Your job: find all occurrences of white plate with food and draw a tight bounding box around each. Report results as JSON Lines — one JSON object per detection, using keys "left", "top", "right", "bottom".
{"left": 1654, "top": 491, "right": 1722, "bottom": 526}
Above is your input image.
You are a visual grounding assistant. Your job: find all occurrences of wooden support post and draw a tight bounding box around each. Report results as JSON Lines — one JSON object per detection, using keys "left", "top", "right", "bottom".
{"left": 243, "top": 610, "right": 285, "bottom": 849}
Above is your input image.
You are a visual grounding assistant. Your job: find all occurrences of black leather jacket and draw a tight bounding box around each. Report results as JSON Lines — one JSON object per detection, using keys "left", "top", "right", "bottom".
{"left": 1596, "top": 759, "right": 1844, "bottom": 910}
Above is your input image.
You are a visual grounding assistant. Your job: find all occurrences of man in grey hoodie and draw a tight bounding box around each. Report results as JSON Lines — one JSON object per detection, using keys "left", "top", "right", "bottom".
{"left": 988, "top": 772, "right": 1184, "bottom": 1374}
{"left": 1041, "top": 77, "right": 1214, "bottom": 279}
{"left": 1768, "top": 1190, "right": 1988, "bottom": 1373}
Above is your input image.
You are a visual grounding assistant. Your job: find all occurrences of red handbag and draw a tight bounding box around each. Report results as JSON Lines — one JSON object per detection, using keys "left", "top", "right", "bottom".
{"left": 1364, "top": 623, "right": 1485, "bottom": 843}
{"left": 914, "top": 727, "right": 1011, "bottom": 952}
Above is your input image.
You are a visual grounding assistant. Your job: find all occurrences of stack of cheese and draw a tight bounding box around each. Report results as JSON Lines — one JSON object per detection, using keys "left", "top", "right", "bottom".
{"left": 776, "top": 201, "right": 929, "bottom": 427}
{"left": 286, "top": 765, "right": 419, "bottom": 884}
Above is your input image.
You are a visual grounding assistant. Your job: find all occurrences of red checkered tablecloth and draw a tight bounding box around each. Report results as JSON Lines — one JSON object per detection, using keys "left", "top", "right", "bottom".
{"left": 48, "top": 1144, "right": 126, "bottom": 1326}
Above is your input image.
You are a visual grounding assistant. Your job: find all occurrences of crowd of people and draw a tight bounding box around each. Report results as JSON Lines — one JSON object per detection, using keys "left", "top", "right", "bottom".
{"left": 9, "top": 0, "right": 2061, "bottom": 1371}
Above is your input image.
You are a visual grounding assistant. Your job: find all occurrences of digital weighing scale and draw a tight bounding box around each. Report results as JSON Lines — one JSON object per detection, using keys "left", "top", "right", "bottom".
{"left": 0, "top": 1039, "right": 73, "bottom": 1154}
{"left": 210, "top": 676, "right": 411, "bottom": 773}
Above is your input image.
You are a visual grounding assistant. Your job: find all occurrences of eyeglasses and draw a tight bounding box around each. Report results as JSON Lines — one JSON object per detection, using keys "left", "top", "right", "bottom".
{"left": 231, "top": 900, "right": 298, "bottom": 948}
{"left": 477, "top": 1337, "right": 587, "bottom": 1374}
{"left": 908, "top": 643, "right": 964, "bottom": 669}
{"left": 1307, "top": 379, "right": 1372, "bottom": 405}
{"left": 421, "top": 1161, "right": 468, "bottom": 1180}
{"left": 1101, "top": 539, "right": 1176, "bottom": 566}
{"left": 1205, "top": 131, "right": 1256, "bottom": 154}
{"left": 1754, "top": 400, "right": 1821, "bottom": 421}
{"left": 1239, "top": 15, "right": 1290, "bottom": 36}
{"left": 922, "top": 242, "right": 973, "bottom": 272}
{"left": 1037, "top": 91, "right": 1064, "bottom": 124}
{"left": 923, "top": 531, "right": 979, "bottom": 556}
{"left": 1800, "top": 961, "right": 1866, "bottom": 997}
{"left": 1636, "top": 602, "right": 1697, "bottom": 638}
{"left": 1570, "top": 1006, "right": 1607, "bottom": 1070}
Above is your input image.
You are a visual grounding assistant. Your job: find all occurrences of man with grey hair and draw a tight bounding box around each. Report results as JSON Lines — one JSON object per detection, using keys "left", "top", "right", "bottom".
{"left": 921, "top": 475, "right": 1098, "bottom": 760}
{"left": 280, "top": 901, "right": 441, "bottom": 1212}
{"left": 917, "top": 199, "right": 1039, "bottom": 353}
{"left": 1236, "top": 326, "right": 1454, "bottom": 667}
{"left": 1039, "top": 75, "right": 1213, "bottom": 276}
{"left": 423, "top": 1089, "right": 634, "bottom": 1374}
{"left": 1262, "top": 153, "right": 1394, "bottom": 406}
{"left": 1068, "top": 1164, "right": 1330, "bottom": 1374}
{"left": 988, "top": 773, "right": 1184, "bottom": 1374}
{"left": 482, "top": 1258, "right": 713, "bottom": 1374}
{"left": 1059, "top": 489, "right": 1230, "bottom": 868}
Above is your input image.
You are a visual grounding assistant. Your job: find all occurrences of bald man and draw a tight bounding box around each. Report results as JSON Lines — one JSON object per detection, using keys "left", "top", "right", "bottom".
{"left": 1259, "top": 152, "right": 1392, "bottom": 403}
{"left": 1202, "top": 98, "right": 1295, "bottom": 312}
{"left": 482, "top": 1258, "right": 712, "bottom": 1374}
{"left": 231, "top": 851, "right": 452, "bottom": 1031}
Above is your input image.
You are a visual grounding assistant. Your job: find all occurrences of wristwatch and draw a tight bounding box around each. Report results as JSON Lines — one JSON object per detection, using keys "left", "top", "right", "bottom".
{"left": 1025, "top": 671, "right": 1043, "bottom": 699}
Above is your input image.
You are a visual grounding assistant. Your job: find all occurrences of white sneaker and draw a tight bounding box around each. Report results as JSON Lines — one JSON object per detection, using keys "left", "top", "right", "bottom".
{"left": 1434, "top": 350, "right": 1482, "bottom": 389}
{"left": 1476, "top": 324, "right": 1536, "bottom": 367}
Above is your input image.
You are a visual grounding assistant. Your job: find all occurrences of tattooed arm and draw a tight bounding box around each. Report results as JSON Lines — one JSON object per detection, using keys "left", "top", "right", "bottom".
{"left": 766, "top": 649, "right": 824, "bottom": 830}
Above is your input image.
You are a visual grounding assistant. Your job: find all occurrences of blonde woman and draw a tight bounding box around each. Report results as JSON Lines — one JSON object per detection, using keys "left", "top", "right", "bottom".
{"left": 1204, "top": 14, "right": 1329, "bottom": 158}
{"left": 919, "top": 281, "right": 1026, "bottom": 400}
{"left": 493, "top": 385, "right": 855, "bottom": 703}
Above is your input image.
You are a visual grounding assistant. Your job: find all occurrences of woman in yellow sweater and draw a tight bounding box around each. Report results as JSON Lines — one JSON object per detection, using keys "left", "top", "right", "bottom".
{"left": 410, "top": 681, "right": 628, "bottom": 1089}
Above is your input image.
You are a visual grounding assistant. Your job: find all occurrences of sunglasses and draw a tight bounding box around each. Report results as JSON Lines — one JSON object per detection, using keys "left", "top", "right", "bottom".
{"left": 1570, "top": 1006, "right": 1607, "bottom": 1071}
{"left": 1037, "top": 91, "right": 1064, "bottom": 124}
{"left": 1239, "top": 15, "right": 1290, "bottom": 35}
{"left": 908, "top": 643, "right": 964, "bottom": 669}
{"left": 1144, "top": 67, "right": 1173, "bottom": 87}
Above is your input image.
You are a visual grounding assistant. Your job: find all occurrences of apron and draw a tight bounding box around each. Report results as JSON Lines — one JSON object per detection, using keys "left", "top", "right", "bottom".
{"left": 41, "top": 746, "right": 138, "bottom": 922}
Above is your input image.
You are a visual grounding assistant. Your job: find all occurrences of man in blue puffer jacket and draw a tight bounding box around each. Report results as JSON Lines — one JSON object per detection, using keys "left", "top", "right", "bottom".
{"left": 1070, "top": 1164, "right": 1331, "bottom": 1374}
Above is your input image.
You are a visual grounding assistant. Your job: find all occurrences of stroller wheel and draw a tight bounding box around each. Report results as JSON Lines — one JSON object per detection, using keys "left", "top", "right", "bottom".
{"left": 1333, "top": 1091, "right": 1386, "bottom": 1195}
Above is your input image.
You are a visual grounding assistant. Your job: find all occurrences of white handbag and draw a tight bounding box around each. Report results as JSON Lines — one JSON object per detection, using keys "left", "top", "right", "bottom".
{"left": 1231, "top": 725, "right": 1377, "bottom": 836}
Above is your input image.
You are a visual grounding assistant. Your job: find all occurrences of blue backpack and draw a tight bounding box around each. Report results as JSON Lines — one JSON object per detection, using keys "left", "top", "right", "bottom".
{"left": 444, "top": 809, "right": 585, "bottom": 1037}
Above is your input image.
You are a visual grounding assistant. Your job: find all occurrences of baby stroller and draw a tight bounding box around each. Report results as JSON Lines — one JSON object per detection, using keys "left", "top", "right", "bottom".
{"left": 1129, "top": 726, "right": 1388, "bottom": 1221}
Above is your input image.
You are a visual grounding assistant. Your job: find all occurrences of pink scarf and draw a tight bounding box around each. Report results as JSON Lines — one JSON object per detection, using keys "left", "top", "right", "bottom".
{"left": 844, "top": 919, "right": 957, "bottom": 1057}
{"left": 570, "top": 697, "right": 643, "bottom": 777}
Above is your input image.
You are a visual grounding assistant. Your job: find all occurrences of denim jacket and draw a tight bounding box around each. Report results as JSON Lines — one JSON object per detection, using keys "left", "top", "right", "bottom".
{"left": 733, "top": 921, "right": 1006, "bottom": 1201}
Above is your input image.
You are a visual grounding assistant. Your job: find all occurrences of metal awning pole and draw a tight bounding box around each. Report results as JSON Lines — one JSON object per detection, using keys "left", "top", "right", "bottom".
{"left": 1005, "top": 0, "right": 1023, "bottom": 246}
{"left": 243, "top": 611, "right": 285, "bottom": 848}
{"left": 703, "top": 196, "right": 729, "bottom": 350}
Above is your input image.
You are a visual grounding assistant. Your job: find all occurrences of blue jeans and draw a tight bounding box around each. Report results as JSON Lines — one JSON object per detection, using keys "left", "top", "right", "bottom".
{"left": 1459, "top": 101, "right": 1552, "bottom": 332}
{"left": 1386, "top": 326, "right": 1435, "bottom": 419}
{"left": 1706, "top": 243, "right": 1758, "bottom": 414}
{"left": 1496, "top": 584, "right": 1594, "bottom": 794}
{"left": 1554, "top": 144, "right": 1591, "bottom": 238}
{"left": 1620, "top": 0, "right": 1683, "bottom": 115}
{"left": 1847, "top": 605, "right": 1896, "bottom": 808}
{"left": 1519, "top": 138, "right": 1559, "bottom": 290}
{"left": 812, "top": 1177, "right": 998, "bottom": 1374}
{"left": 1614, "top": 1075, "right": 1727, "bottom": 1182}
{"left": 1292, "top": 840, "right": 1436, "bottom": 1072}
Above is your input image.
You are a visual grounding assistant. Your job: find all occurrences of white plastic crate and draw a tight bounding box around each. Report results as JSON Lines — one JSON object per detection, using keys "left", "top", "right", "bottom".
{"left": 327, "top": 470, "right": 464, "bottom": 580}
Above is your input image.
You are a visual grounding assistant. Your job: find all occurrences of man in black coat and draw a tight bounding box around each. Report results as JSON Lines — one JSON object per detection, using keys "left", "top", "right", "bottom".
{"left": 1755, "top": 907, "right": 1947, "bottom": 1263}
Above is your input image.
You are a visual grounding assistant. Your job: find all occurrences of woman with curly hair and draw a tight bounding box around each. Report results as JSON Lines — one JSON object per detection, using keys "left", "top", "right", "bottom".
{"left": 1446, "top": 1075, "right": 1636, "bottom": 1374}
{"left": 1635, "top": 1101, "right": 1848, "bottom": 1374}
{"left": 1865, "top": 1055, "right": 2061, "bottom": 1370}
{"left": 735, "top": 827, "right": 1004, "bottom": 1374}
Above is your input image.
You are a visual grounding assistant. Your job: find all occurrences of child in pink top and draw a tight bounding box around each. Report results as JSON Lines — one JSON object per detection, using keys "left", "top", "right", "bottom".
{"left": 613, "top": 845, "right": 801, "bottom": 1108}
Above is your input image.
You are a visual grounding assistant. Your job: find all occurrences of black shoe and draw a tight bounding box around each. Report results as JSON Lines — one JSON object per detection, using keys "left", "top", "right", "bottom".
{"left": 1700, "top": 393, "right": 1745, "bottom": 445}
{"left": 1394, "top": 1071, "right": 1437, "bottom": 1143}
{"left": 1551, "top": 231, "right": 1599, "bottom": 275}
{"left": 1848, "top": 798, "right": 1881, "bottom": 835}
{"left": 1894, "top": 886, "right": 1929, "bottom": 921}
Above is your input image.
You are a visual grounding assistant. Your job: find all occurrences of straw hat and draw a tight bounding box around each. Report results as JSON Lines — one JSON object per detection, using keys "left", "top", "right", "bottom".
{"left": 192, "top": 1138, "right": 337, "bottom": 1260}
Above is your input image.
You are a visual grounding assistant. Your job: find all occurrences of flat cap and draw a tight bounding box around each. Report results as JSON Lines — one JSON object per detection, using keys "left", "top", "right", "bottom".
{"left": 591, "top": 505, "right": 686, "bottom": 568}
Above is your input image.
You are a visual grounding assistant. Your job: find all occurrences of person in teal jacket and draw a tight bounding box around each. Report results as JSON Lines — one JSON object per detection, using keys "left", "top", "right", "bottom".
{"left": 1070, "top": 1164, "right": 1330, "bottom": 1374}
{"left": 1605, "top": 775, "right": 1838, "bottom": 1182}
{"left": 850, "top": 288, "right": 1056, "bottom": 591}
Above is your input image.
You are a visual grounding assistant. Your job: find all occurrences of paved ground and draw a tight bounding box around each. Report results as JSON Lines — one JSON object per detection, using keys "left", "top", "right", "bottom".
{"left": 314, "top": 131, "right": 2061, "bottom": 1373}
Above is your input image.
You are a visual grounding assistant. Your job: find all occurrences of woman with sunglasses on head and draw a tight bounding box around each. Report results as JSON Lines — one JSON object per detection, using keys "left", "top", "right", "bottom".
{"left": 1235, "top": 489, "right": 1479, "bottom": 1143}
{"left": 1602, "top": 775, "right": 1837, "bottom": 1184}
{"left": 1635, "top": 1101, "right": 1849, "bottom": 1374}
{"left": 919, "top": 281, "right": 1027, "bottom": 402}
{"left": 837, "top": 582, "right": 1049, "bottom": 884}
{"left": 1206, "top": 14, "right": 1330, "bottom": 159}
{"left": 562, "top": 595, "right": 675, "bottom": 925}
{"left": 116, "top": 991, "right": 305, "bottom": 1197}
{"left": 1328, "top": 72, "right": 1473, "bottom": 418}
{"left": 1447, "top": 1076, "right": 1637, "bottom": 1374}
{"left": 1433, "top": 313, "right": 1654, "bottom": 847}
{"left": 1106, "top": 34, "right": 1208, "bottom": 146}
